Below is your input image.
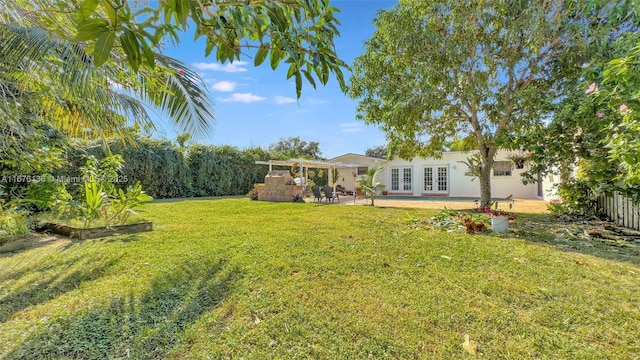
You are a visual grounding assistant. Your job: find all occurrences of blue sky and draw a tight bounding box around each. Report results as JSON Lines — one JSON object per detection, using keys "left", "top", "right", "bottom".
{"left": 157, "top": 0, "right": 397, "bottom": 159}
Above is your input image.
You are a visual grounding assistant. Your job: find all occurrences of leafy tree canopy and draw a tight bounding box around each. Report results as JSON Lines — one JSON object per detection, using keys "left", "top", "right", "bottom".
{"left": 519, "top": 31, "right": 640, "bottom": 202}
{"left": 445, "top": 135, "right": 476, "bottom": 152}
{"left": 364, "top": 145, "right": 387, "bottom": 159}
{"left": 2, "top": 0, "right": 347, "bottom": 99}
{"left": 349, "top": 0, "right": 629, "bottom": 205}
{"left": 1, "top": 0, "right": 348, "bottom": 197}
{"left": 268, "top": 137, "right": 323, "bottom": 160}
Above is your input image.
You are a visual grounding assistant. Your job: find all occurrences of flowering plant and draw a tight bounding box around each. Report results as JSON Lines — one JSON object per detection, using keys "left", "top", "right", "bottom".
{"left": 483, "top": 197, "right": 517, "bottom": 221}
{"left": 484, "top": 207, "right": 517, "bottom": 221}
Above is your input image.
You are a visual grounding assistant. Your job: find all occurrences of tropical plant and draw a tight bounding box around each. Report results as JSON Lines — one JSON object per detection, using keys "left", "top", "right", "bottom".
{"left": 23, "top": 175, "right": 73, "bottom": 211}
{"left": 356, "top": 166, "right": 386, "bottom": 206}
{"left": 80, "top": 174, "right": 109, "bottom": 225}
{"left": 483, "top": 195, "right": 516, "bottom": 221}
{"left": 518, "top": 7, "right": 640, "bottom": 206}
{"left": 0, "top": 116, "right": 69, "bottom": 205}
{"left": 54, "top": 155, "right": 153, "bottom": 227}
{"left": 331, "top": 168, "right": 340, "bottom": 185}
{"left": 1, "top": 0, "right": 347, "bottom": 105}
{"left": 107, "top": 182, "right": 153, "bottom": 224}
{"left": 307, "top": 168, "right": 327, "bottom": 187}
{"left": 1, "top": 0, "right": 348, "bottom": 208}
{"left": 349, "top": 0, "right": 622, "bottom": 208}
{"left": 0, "top": 24, "right": 215, "bottom": 139}
{"left": 0, "top": 11, "right": 215, "bottom": 210}
{"left": 0, "top": 207, "right": 30, "bottom": 237}
{"left": 63, "top": 156, "right": 120, "bottom": 226}
{"left": 459, "top": 153, "right": 483, "bottom": 181}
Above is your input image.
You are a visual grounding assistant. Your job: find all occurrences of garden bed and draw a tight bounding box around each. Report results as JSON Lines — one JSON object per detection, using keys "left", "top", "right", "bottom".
{"left": 36, "top": 221, "right": 153, "bottom": 240}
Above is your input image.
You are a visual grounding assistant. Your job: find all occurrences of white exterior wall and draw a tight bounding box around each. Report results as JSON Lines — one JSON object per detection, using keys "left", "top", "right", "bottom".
{"left": 383, "top": 150, "right": 541, "bottom": 199}
{"left": 541, "top": 169, "right": 561, "bottom": 202}
{"left": 330, "top": 154, "right": 384, "bottom": 193}
{"left": 329, "top": 151, "right": 560, "bottom": 200}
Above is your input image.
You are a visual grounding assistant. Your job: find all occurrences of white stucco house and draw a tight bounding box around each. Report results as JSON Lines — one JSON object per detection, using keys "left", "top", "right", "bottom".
{"left": 330, "top": 151, "right": 559, "bottom": 201}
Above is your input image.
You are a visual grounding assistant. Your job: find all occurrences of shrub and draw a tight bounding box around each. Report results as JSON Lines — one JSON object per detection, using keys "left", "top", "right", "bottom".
{"left": 552, "top": 179, "right": 598, "bottom": 216}
{"left": 53, "top": 137, "right": 274, "bottom": 199}
{"left": 247, "top": 184, "right": 259, "bottom": 200}
{"left": 0, "top": 208, "right": 31, "bottom": 237}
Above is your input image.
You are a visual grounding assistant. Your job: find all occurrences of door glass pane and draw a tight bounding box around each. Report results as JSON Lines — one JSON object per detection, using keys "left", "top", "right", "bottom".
{"left": 424, "top": 167, "right": 433, "bottom": 191}
{"left": 391, "top": 169, "right": 399, "bottom": 191}
{"left": 437, "top": 167, "right": 447, "bottom": 191}
{"left": 403, "top": 168, "right": 412, "bottom": 191}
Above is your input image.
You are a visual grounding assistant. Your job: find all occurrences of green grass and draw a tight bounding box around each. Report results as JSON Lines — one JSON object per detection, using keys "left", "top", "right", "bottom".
{"left": 31, "top": 212, "right": 148, "bottom": 229}
{"left": 1, "top": 198, "right": 639, "bottom": 359}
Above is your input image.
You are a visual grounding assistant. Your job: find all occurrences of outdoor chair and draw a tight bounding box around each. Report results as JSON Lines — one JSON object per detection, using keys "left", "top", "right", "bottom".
{"left": 311, "top": 185, "right": 323, "bottom": 202}
{"left": 323, "top": 185, "right": 339, "bottom": 203}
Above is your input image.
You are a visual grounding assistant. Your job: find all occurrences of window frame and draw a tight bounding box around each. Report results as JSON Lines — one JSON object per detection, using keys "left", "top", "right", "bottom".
{"left": 493, "top": 161, "right": 513, "bottom": 176}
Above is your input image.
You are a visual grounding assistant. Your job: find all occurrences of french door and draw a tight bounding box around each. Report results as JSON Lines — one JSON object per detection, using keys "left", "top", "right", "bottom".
{"left": 390, "top": 167, "right": 412, "bottom": 192}
{"left": 423, "top": 166, "right": 448, "bottom": 194}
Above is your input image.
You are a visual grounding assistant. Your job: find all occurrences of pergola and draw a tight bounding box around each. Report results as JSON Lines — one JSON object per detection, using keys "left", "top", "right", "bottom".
{"left": 255, "top": 158, "right": 362, "bottom": 189}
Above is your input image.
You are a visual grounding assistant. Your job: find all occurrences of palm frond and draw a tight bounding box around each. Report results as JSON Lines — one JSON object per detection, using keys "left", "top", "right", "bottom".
{"left": 139, "top": 54, "right": 215, "bottom": 138}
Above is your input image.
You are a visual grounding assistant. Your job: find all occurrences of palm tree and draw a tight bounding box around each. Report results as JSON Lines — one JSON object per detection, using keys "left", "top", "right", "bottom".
{"left": 0, "top": 13, "right": 214, "bottom": 141}
{"left": 0, "top": 11, "right": 215, "bottom": 202}
{"left": 356, "top": 167, "right": 386, "bottom": 206}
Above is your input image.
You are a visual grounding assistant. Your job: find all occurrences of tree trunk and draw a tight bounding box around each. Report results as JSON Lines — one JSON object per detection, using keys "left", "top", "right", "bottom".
{"left": 479, "top": 160, "right": 493, "bottom": 209}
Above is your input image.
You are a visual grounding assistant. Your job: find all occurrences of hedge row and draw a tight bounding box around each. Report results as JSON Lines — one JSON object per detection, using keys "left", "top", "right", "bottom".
{"left": 59, "top": 138, "right": 272, "bottom": 199}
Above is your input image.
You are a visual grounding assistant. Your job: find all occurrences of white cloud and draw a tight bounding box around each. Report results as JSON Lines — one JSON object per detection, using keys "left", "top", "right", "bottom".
{"left": 192, "top": 61, "right": 248, "bottom": 73}
{"left": 219, "top": 93, "right": 266, "bottom": 103}
{"left": 274, "top": 96, "right": 297, "bottom": 105}
{"left": 339, "top": 122, "right": 364, "bottom": 133}
{"left": 211, "top": 80, "right": 238, "bottom": 92}
{"left": 308, "top": 98, "right": 328, "bottom": 105}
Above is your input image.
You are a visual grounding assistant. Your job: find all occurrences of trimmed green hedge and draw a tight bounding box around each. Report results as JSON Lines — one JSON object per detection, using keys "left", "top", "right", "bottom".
{"left": 60, "top": 138, "right": 272, "bottom": 199}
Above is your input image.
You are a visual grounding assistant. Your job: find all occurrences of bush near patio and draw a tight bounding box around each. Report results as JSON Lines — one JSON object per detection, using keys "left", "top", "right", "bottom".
{"left": 0, "top": 198, "right": 638, "bottom": 358}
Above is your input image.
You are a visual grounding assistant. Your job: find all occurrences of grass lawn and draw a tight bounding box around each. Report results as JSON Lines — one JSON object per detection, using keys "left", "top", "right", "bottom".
{"left": 1, "top": 198, "right": 639, "bottom": 359}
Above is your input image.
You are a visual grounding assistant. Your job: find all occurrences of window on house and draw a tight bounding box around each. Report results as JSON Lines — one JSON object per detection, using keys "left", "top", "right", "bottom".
{"left": 357, "top": 166, "right": 368, "bottom": 175}
{"left": 493, "top": 161, "right": 512, "bottom": 176}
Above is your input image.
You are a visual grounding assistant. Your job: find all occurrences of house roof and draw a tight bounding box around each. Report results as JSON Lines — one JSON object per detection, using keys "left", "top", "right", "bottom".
{"left": 329, "top": 153, "right": 386, "bottom": 162}
{"left": 255, "top": 158, "right": 362, "bottom": 169}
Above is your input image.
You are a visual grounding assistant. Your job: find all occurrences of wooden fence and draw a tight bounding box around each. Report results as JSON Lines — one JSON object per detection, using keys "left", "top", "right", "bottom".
{"left": 596, "top": 192, "right": 640, "bottom": 230}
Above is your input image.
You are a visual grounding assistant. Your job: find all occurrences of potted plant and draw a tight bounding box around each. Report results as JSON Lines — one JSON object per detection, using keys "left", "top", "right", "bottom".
{"left": 484, "top": 197, "right": 516, "bottom": 233}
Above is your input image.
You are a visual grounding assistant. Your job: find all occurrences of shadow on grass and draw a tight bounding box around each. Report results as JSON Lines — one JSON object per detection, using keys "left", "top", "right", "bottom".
{"left": 0, "top": 233, "right": 72, "bottom": 259}
{"left": 0, "top": 254, "right": 122, "bottom": 323}
{"left": 512, "top": 214, "right": 640, "bottom": 267}
{"left": 6, "top": 259, "right": 239, "bottom": 360}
